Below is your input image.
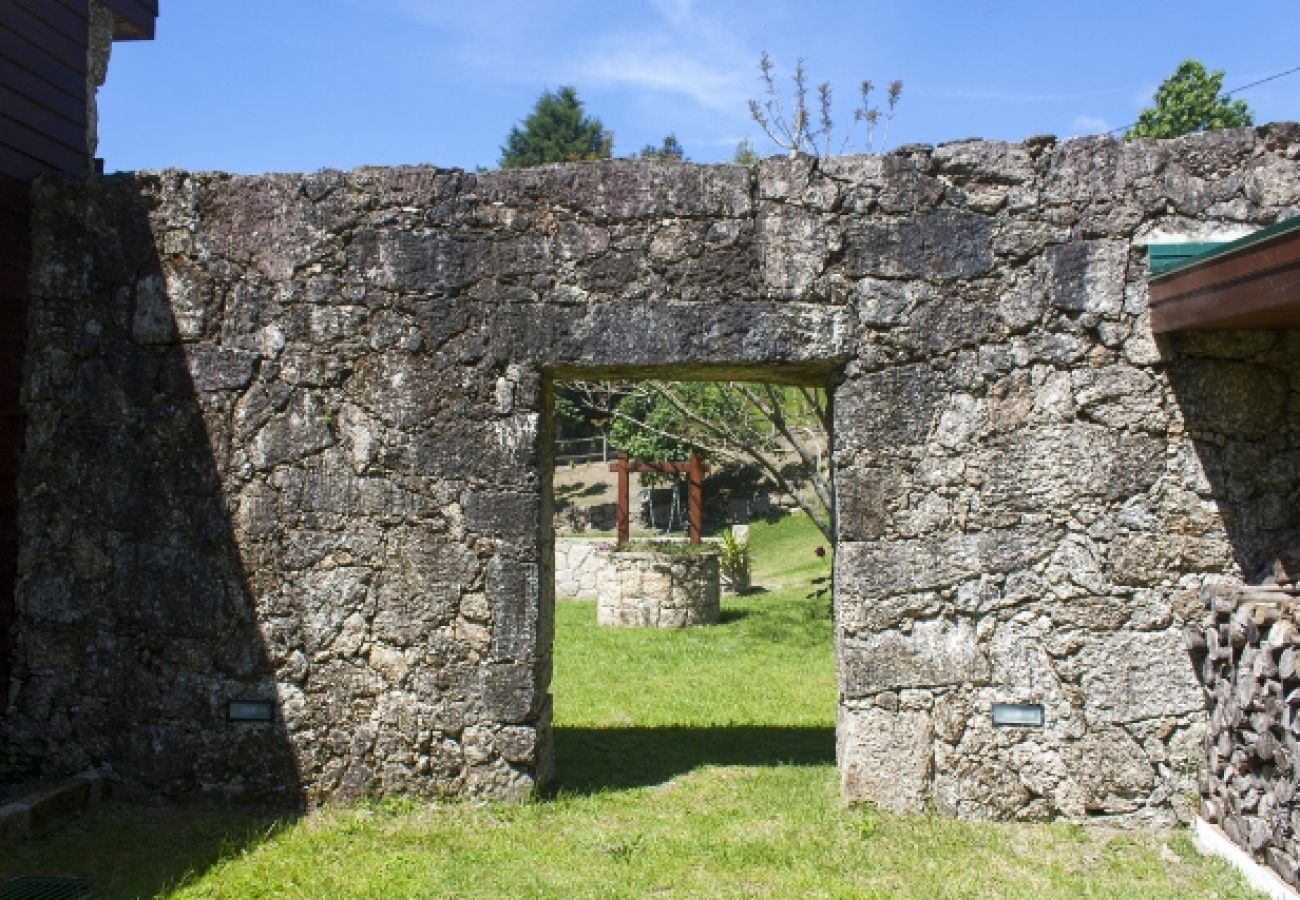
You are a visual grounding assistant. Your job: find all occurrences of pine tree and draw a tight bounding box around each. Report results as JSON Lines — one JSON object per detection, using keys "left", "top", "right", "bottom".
{"left": 499, "top": 86, "right": 612, "bottom": 168}
{"left": 731, "top": 138, "right": 760, "bottom": 166}
{"left": 1126, "top": 60, "right": 1253, "bottom": 140}
{"left": 639, "top": 134, "right": 686, "bottom": 161}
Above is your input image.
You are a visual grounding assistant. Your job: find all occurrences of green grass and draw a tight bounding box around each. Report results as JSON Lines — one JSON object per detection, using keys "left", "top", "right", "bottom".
{"left": 553, "top": 515, "right": 833, "bottom": 734}
{"left": 0, "top": 513, "right": 1261, "bottom": 898}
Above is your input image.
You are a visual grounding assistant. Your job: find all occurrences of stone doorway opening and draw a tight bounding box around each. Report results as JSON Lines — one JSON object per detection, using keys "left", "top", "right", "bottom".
{"left": 541, "top": 370, "right": 839, "bottom": 795}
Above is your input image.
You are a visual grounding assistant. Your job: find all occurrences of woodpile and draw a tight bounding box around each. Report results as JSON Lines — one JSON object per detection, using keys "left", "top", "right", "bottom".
{"left": 1189, "top": 581, "right": 1300, "bottom": 889}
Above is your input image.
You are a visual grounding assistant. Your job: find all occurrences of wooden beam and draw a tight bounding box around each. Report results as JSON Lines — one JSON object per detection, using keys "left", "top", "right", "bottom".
{"left": 103, "top": 0, "right": 156, "bottom": 40}
{"left": 687, "top": 452, "right": 704, "bottom": 545}
{"left": 1150, "top": 225, "right": 1300, "bottom": 332}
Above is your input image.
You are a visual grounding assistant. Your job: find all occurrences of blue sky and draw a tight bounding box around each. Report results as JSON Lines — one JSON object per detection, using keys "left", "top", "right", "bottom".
{"left": 98, "top": 1, "right": 1300, "bottom": 174}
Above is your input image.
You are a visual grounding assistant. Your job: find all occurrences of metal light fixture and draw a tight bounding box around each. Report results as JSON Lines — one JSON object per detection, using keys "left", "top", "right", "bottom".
{"left": 991, "top": 702, "right": 1045, "bottom": 728}
{"left": 227, "top": 699, "right": 275, "bottom": 722}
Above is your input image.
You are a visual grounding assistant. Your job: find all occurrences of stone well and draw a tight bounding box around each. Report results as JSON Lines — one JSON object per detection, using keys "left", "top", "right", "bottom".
{"left": 597, "top": 549, "right": 721, "bottom": 628}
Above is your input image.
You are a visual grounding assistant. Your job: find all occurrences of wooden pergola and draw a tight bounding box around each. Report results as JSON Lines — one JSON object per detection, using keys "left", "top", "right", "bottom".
{"left": 609, "top": 451, "right": 709, "bottom": 545}
{"left": 1149, "top": 217, "right": 1300, "bottom": 332}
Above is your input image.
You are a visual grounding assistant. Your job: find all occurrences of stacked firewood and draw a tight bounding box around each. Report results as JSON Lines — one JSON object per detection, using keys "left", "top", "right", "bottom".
{"left": 1188, "top": 580, "right": 1299, "bottom": 889}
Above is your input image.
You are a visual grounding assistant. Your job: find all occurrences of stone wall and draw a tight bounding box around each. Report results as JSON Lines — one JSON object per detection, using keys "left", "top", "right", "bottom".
{"left": 1194, "top": 579, "right": 1299, "bottom": 889}
{"left": 831, "top": 131, "right": 1300, "bottom": 823}
{"left": 0, "top": 178, "right": 30, "bottom": 704}
{"left": 7, "top": 125, "right": 1300, "bottom": 819}
{"left": 554, "top": 538, "right": 610, "bottom": 601}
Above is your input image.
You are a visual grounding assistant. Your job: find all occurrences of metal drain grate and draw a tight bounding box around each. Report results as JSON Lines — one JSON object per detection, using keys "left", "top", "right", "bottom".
{"left": 0, "top": 877, "right": 92, "bottom": 900}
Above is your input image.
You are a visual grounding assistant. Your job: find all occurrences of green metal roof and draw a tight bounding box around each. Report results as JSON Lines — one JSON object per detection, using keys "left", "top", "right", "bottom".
{"left": 1148, "top": 215, "right": 1300, "bottom": 276}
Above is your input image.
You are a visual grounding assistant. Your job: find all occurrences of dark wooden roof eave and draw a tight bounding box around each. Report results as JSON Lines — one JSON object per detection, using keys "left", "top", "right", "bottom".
{"left": 105, "top": 0, "right": 157, "bottom": 41}
{"left": 1149, "top": 225, "right": 1300, "bottom": 332}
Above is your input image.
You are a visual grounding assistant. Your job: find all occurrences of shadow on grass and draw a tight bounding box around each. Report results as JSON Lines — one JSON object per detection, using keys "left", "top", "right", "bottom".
{"left": 550, "top": 726, "right": 835, "bottom": 795}
{"left": 0, "top": 803, "right": 293, "bottom": 900}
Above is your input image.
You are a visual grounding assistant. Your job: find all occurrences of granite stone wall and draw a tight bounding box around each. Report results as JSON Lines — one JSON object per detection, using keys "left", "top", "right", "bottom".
{"left": 7, "top": 125, "right": 1300, "bottom": 819}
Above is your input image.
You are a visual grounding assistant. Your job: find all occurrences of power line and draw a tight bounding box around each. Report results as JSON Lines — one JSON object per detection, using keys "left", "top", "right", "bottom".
{"left": 1104, "top": 62, "right": 1300, "bottom": 136}
{"left": 1224, "top": 64, "right": 1300, "bottom": 96}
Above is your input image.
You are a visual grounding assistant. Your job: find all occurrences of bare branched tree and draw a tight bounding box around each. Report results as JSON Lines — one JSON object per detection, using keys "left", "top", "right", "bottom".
{"left": 560, "top": 380, "right": 833, "bottom": 543}
{"left": 748, "top": 51, "right": 902, "bottom": 158}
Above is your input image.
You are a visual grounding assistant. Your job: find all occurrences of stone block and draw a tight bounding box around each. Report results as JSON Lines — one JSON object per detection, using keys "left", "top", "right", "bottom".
{"left": 833, "top": 365, "right": 946, "bottom": 453}
{"left": 1042, "top": 240, "right": 1126, "bottom": 317}
{"left": 1063, "top": 728, "right": 1155, "bottom": 815}
{"left": 185, "top": 345, "right": 259, "bottom": 393}
{"left": 477, "top": 663, "right": 538, "bottom": 724}
{"left": 836, "top": 526, "right": 1058, "bottom": 602}
{"left": 1073, "top": 630, "right": 1204, "bottom": 724}
{"left": 487, "top": 555, "right": 540, "bottom": 662}
{"left": 757, "top": 205, "right": 840, "bottom": 298}
{"left": 980, "top": 424, "right": 1165, "bottom": 510}
{"left": 839, "top": 705, "right": 934, "bottom": 812}
{"left": 841, "top": 618, "right": 989, "bottom": 695}
{"left": 844, "top": 210, "right": 993, "bottom": 280}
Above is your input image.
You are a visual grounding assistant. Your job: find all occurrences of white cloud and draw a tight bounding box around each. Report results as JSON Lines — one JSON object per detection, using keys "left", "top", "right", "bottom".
{"left": 1071, "top": 114, "right": 1111, "bottom": 135}
{"left": 370, "top": 0, "right": 750, "bottom": 112}
{"left": 574, "top": 47, "right": 748, "bottom": 112}
{"left": 569, "top": 1, "right": 752, "bottom": 114}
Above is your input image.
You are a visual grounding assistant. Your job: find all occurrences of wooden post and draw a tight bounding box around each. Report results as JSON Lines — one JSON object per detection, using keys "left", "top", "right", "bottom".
{"left": 610, "top": 452, "right": 630, "bottom": 545}
{"left": 687, "top": 452, "right": 704, "bottom": 545}
{"left": 611, "top": 452, "right": 709, "bottom": 545}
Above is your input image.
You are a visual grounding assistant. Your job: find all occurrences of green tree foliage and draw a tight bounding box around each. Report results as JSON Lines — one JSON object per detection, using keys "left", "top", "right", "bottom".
{"left": 499, "top": 86, "right": 613, "bottom": 168}
{"left": 566, "top": 380, "right": 833, "bottom": 541}
{"left": 1126, "top": 60, "right": 1253, "bottom": 140}
{"left": 639, "top": 133, "right": 686, "bottom": 161}
{"left": 608, "top": 382, "right": 747, "bottom": 463}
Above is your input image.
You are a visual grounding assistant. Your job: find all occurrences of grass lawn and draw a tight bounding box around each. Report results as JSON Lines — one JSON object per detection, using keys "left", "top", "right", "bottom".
{"left": 0, "top": 514, "right": 1260, "bottom": 898}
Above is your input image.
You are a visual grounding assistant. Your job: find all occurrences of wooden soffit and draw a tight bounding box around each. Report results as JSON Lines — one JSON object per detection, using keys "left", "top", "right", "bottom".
{"left": 1149, "top": 217, "right": 1300, "bottom": 332}
{"left": 105, "top": 0, "right": 157, "bottom": 41}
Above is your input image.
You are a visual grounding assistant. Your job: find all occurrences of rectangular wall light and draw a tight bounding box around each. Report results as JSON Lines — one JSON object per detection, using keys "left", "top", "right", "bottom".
{"left": 227, "top": 699, "right": 275, "bottom": 722}
{"left": 991, "top": 702, "right": 1045, "bottom": 728}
